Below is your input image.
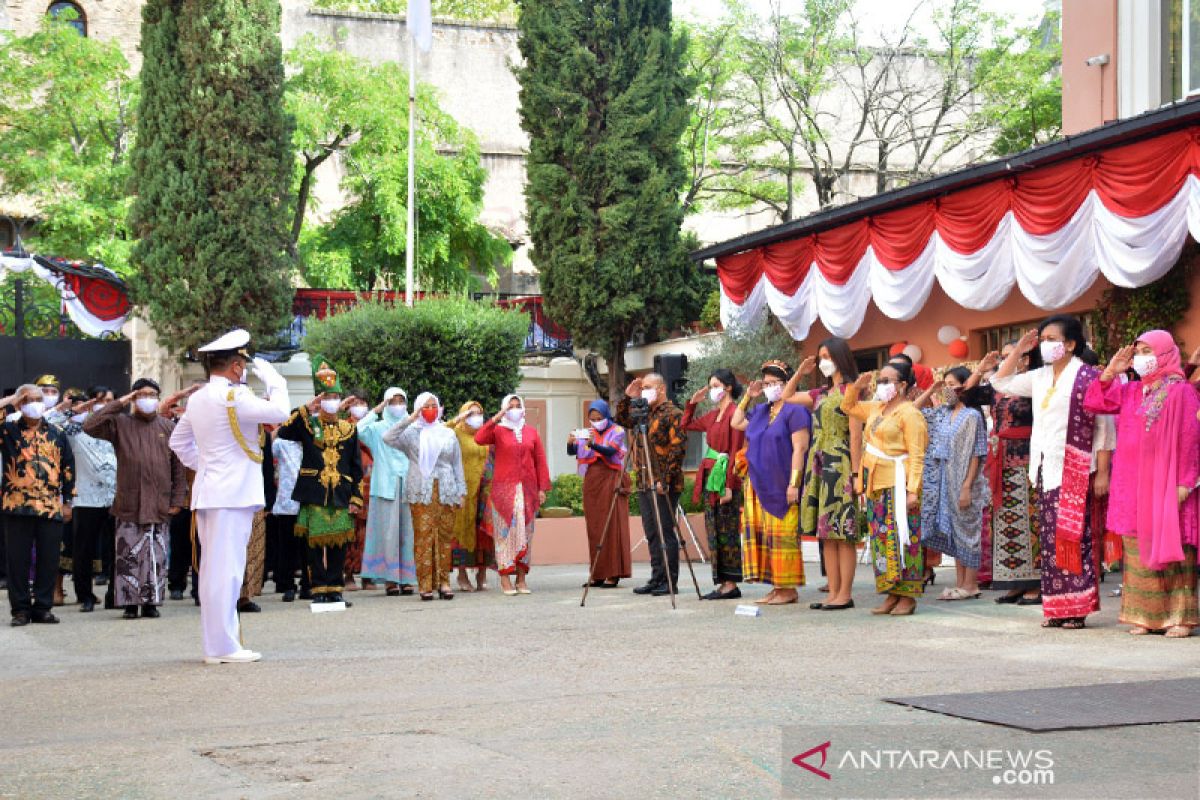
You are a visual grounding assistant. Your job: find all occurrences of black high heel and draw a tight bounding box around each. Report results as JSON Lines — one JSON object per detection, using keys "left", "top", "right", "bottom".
{"left": 438, "top": 589, "right": 455, "bottom": 600}
{"left": 923, "top": 569, "right": 936, "bottom": 586}
{"left": 420, "top": 593, "right": 434, "bottom": 602}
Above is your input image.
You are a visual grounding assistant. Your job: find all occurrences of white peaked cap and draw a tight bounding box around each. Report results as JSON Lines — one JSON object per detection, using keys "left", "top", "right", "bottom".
{"left": 198, "top": 328, "right": 251, "bottom": 354}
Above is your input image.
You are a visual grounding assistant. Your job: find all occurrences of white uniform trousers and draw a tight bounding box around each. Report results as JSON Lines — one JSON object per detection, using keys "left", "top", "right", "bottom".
{"left": 196, "top": 507, "right": 256, "bottom": 657}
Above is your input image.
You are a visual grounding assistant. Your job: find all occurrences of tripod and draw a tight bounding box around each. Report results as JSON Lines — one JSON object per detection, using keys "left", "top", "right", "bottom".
{"left": 633, "top": 423, "right": 702, "bottom": 607}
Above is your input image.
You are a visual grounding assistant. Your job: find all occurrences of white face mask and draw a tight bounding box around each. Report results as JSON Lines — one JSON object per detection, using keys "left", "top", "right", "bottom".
{"left": 42, "top": 392, "right": 59, "bottom": 405}
{"left": 708, "top": 386, "right": 726, "bottom": 403}
{"left": 20, "top": 401, "right": 45, "bottom": 420}
{"left": 386, "top": 404, "right": 407, "bottom": 420}
{"left": 640, "top": 388, "right": 658, "bottom": 404}
{"left": 874, "top": 383, "right": 898, "bottom": 403}
{"left": 466, "top": 413, "right": 485, "bottom": 429}
{"left": 505, "top": 407, "right": 525, "bottom": 424}
{"left": 70, "top": 412, "right": 88, "bottom": 424}
{"left": 1039, "top": 340, "right": 1066, "bottom": 364}
{"left": 349, "top": 405, "right": 368, "bottom": 420}
{"left": 818, "top": 359, "right": 837, "bottom": 378}
{"left": 135, "top": 397, "right": 160, "bottom": 416}
{"left": 320, "top": 399, "right": 341, "bottom": 415}
{"left": 1132, "top": 354, "right": 1158, "bottom": 378}
{"left": 592, "top": 418, "right": 610, "bottom": 432}
{"left": 763, "top": 383, "right": 784, "bottom": 403}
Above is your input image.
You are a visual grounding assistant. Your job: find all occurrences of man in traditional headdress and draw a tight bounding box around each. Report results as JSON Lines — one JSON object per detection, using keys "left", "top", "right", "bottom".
{"left": 168, "top": 330, "right": 290, "bottom": 664}
{"left": 276, "top": 356, "right": 363, "bottom": 607}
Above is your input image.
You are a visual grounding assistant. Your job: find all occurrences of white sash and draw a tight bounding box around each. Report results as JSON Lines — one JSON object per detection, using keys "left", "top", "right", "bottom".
{"left": 865, "top": 442, "right": 912, "bottom": 552}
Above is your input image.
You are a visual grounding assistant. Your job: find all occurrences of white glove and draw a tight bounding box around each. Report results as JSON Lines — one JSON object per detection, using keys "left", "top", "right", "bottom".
{"left": 251, "top": 357, "right": 286, "bottom": 391}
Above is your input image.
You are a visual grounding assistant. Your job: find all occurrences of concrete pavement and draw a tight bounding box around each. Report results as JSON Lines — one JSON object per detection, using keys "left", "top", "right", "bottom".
{"left": 1, "top": 564, "right": 1197, "bottom": 799}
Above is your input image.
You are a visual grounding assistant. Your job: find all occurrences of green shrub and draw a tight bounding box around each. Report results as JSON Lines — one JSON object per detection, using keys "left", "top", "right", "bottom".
{"left": 543, "top": 473, "right": 584, "bottom": 516}
{"left": 301, "top": 297, "right": 528, "bottom": 409}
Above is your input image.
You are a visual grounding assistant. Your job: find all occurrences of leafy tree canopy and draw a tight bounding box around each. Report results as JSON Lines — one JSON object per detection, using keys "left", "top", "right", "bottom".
{"left": 0, "top": 16, "right": 136, "bottom": 271}
{"left": 286, "top": 36, "right": 511, "bottom": 291}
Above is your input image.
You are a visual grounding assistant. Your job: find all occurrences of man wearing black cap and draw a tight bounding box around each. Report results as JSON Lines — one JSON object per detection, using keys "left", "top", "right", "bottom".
{"left": 169, "top": 330, "right": 290, "bottom": 664}
{"left": 85, "top": 378, "right": 187, "bottom": 620}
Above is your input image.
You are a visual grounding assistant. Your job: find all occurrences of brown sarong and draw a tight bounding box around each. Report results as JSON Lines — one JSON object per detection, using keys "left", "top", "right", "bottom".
{"left": 583, "top": 465, "right": 631, "bottom": 581}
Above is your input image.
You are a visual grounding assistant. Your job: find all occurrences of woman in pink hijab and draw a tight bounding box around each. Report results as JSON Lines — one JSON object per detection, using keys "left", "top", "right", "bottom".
{"left": 1084, "top": 330, "right": 1200, "bottom": 638}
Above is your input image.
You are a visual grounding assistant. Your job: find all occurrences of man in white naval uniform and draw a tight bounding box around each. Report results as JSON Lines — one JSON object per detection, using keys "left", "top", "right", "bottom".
{"left": 169, "top": 330, "right": 290, "bottom": 664}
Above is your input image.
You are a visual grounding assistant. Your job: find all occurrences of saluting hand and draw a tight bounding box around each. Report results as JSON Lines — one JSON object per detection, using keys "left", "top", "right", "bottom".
{"left": 689, "top": 386, "right": 707, "bottom": 405}
{"left": 625, "top": 378, "right": 644, "bottom": 399}
{"left": 1015, "top": 329, "right": 1039, "bottom": 356}
{"left": 852, "top": 372, "right": 873, "bottom": 393}
{"left": 797, "top": 356, "right": 817, "bottom": 377}
{"left": 745, "top": 380, "right": 764, "bottom": 399}
{"left": 1102, "top": 345, "right": 1135, "bottom": 382}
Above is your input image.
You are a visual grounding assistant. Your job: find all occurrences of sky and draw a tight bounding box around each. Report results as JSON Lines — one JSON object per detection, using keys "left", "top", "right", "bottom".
{"left": 674, "top": 0, "right": 1053, "bottom": 42}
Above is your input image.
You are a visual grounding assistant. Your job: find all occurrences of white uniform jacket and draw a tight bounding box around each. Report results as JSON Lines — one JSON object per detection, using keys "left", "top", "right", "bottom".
{"left": 169, "top": 375, "right": 290, "bottom": 511}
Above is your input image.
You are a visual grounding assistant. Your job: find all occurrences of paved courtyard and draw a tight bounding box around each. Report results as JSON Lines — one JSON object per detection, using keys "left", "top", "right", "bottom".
{"left": 2, "top": 563, "right": 1198, "bottom": 799}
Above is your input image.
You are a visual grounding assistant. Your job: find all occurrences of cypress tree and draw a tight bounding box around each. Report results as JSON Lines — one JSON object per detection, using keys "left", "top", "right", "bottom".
{"left": 130, "top": 0, "right": 294, "bottom": 353}
{"left": 516, "top": 0, "right": 705, "bottom": 403}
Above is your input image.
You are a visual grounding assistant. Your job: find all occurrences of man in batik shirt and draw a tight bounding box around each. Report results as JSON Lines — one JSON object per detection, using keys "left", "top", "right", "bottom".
{"left": 0, "top": 384, "right": 76, "bottom": 626}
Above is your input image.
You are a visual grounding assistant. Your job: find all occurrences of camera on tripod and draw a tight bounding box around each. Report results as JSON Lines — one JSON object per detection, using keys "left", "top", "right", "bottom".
{"left": 627, "top": 396, "right": 651, "bottom": 428}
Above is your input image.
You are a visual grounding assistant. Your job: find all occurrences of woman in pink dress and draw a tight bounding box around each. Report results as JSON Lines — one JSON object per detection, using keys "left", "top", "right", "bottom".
{"left": 1083, "top": 329, "right": 1200, "bottom": 638}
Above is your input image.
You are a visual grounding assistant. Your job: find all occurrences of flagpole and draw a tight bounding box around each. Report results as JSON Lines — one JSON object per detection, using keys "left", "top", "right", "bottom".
{"left": 405, "top": 28, "right": 417, "bottom": 308}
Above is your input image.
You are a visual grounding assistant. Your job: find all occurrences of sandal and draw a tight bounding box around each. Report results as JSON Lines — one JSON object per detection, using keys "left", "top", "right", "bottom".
{"left": 1166, "top": 625, "right": 1192, "bottom": 639}
{"left": 386, "top": 585, "right": 401, "bottom": 597}
{"left": 766, "top": 593, "right": 798, "bottom": 605}
{"left": 1041, "top": 618, "right": 1065, "bottom": 628}
{"left": 400, "top": 585, "right": 414, "bottom": 596}
{"left": 1061, "top": 618, "right": 1086, "bottom": 630}
{"left": 457, "top": 574, "right": 476, "bottom": 593}
{"left": 1127, "top": 626, "right": 1150, "bottom": 635}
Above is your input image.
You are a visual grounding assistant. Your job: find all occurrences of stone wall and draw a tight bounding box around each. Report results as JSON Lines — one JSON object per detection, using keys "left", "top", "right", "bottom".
{"left": 2, "top": 0, "right": 145, "bottom": 67}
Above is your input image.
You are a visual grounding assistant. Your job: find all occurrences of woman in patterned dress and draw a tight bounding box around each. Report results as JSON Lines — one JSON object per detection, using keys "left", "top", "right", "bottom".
{"left": 448, "top": 401, "right": 493, "bottom": 593}
{"left": 916, "top": 367, "right": 992, "bottom": 601}
{"left": 681, "top": 369, "right": 745, "bottom": 600}
{"left": 967, "top": 345, "right": 1042, "bottom": 605}
{"left": 842, "top": 361, "right": 929, "bottom": 616}
{"left": 990, "top": 316, "right": 1114, "bottom": 630}
{"left": 783, "top": 338, "right": 862, "bottom": 611}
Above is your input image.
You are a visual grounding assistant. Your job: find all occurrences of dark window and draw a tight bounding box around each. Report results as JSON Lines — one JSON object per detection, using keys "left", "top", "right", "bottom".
{"left": 47, "top": 2, "right": 87, "bottom": 36}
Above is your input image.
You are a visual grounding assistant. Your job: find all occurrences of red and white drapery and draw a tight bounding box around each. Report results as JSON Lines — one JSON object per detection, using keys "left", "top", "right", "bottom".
{"left": 0, "top": 253, "right": 131, "bottom": 337}
{"left": 717, "top": 127, "right": 1200, "bottom": 340}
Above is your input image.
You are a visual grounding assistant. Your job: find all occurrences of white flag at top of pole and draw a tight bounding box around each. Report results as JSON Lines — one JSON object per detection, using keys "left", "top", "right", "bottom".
{"left": 408, "top": 0, "right": 432, "bottom": 52}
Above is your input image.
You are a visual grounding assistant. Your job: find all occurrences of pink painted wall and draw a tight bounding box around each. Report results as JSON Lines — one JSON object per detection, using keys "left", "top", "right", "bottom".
{"left": 1061, "top": 0, "right": 1119, "bottom": 134}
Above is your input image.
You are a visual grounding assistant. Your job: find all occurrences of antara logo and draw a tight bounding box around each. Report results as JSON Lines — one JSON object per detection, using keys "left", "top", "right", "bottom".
{"left": 792, "top": 741, "right": 833, "bottom": 781}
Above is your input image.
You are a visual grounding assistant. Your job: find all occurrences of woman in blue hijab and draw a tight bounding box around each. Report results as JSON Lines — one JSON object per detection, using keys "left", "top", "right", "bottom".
{"left": 568, "top": 399, "right": 631, "bottom": 587}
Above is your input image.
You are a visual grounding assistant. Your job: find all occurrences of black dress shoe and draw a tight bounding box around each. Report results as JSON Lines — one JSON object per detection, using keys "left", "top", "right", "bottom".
{"left": 237, "top": 601, "right": 262, "bottom": 613}
{"left": 809, "top": 601, "right": 825, "bottom": 609}
{"left": 715, "top": 586, "right": 742, "bottom": 600}
{"left": 650, "top": 585, "right": 677, "bottom": 596}
{"left": 298, "top": 589, "right": 313, "bottom": 600}
{"left": 281, "top": 590, "right": 296, "bottom": 603}
{"left": 31, "top": 611, "right": 60, "bottom": 624}
{"left": 141, "top": 605, "right": 161, "bottom": 618}
{"left": 329, "top": 593, "right": 352, "bottom": 607}
{"left": 632, "top": 583, "right": 662, "bottom": 595}
{"left": 80, "top": 599, "right": 96, "bottom": 613}
{"left": 994, "top": 593, "right": 1022, "bottom": 604}
{"left": 169, "top": 589, "right": 184, "bottom": 601}
{"left": 123, "top": 606, "right": 139, "bottom": 620}
{"left": 1017, "top": 595, "right": 1043, "bottom": 606}
{"left": 10, "top": 612, "right": 30, "bottom": 627}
